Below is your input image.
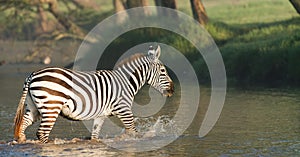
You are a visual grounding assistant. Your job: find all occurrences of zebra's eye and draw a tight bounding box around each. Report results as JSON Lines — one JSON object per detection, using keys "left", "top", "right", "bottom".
{"left": 161, "top": 69, "right": 165, "bottom": 72}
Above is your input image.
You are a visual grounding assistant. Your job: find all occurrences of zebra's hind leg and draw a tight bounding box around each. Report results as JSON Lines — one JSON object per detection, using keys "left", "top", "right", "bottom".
{"left": 91, "top": 117, "right": 105, "bottom": 141}
{"left": 16, "top": 103, "right": 40, "bottom": 143}
{"left": 36, "top": 105, "right": 62, "bottom": 143}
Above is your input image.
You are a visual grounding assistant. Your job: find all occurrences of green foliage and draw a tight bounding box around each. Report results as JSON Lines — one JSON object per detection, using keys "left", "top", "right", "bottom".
{"left": 99, "top": 28, "right": 198, "bottom": 66}
{"left": 97, "top": 13, "right": 300, "bottom": 88}
{"left": 219, "top": 17, "right": 300, "bottom": 87}
{"left": 0, "top": 0, "right": 38, "bottom": 39}
{"left": 204, "top": 21, "right": 236, "bottom": 44}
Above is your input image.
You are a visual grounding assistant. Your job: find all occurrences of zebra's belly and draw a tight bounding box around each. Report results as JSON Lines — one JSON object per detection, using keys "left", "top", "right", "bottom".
{"left": 60, "top": 101, "right": 113, "bottom": 121}
{"left": 60, "top": 104, "right": 80, "bottom": 121}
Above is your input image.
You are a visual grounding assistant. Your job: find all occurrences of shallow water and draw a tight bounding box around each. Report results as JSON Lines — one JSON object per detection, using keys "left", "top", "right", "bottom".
{"left": 0, "top": 64, "right": 299, "bottom": 156}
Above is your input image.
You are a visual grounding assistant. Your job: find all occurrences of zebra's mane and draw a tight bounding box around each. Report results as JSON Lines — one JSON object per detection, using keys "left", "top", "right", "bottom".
{"left": 114, "top": 53, "right": 145, "bottom": 69}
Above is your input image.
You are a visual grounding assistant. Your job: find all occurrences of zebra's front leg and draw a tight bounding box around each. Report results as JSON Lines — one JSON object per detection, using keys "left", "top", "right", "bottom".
{"left": 114, "top": 108, "right": 137, "bottom": 137}
{"left": 91, "top": 117, "right": 105, "bottom": 140}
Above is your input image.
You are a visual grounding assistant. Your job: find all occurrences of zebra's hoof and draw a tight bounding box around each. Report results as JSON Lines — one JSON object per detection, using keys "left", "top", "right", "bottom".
{"left": 91, "top": 138, "right": 101, "bottom": 143}
{"left": 9, "top": 140, "right": 19, "bottom": 145}
{"left": 37, "top": 138, "right": 49, "bottom": 143}
{"left": 16, "top": 135, "right": 26, "bottom": 143}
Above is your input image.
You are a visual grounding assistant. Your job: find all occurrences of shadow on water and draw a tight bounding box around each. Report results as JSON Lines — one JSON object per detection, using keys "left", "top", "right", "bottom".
{"left": 0, "top": 64, "right": 299, "bottom": 156}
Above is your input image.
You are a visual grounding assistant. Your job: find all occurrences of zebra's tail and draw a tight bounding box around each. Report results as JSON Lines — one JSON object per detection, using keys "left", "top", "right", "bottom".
{"left": 14, "top": 74, "right": 31, "bottom": 140}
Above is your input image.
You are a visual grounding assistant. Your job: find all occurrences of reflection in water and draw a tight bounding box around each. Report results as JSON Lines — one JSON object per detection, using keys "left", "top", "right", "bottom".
{"left": 0, "top": 65, "right": 299, "bottom": 156}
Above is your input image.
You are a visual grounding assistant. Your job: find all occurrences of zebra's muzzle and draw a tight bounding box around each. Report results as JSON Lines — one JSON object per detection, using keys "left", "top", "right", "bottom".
{"left": 163, "top": 82, "right": 174, "bottom": 97}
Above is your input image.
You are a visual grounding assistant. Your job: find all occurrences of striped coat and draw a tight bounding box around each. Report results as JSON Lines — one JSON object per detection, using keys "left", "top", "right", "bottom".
{"left": 14, "top": 45, "right": 174, "bottom": 143}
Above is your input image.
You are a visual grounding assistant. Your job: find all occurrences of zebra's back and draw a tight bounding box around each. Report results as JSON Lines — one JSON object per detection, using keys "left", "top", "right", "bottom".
{"left": 28, "top": 67, "right": 120, "bottom": 121}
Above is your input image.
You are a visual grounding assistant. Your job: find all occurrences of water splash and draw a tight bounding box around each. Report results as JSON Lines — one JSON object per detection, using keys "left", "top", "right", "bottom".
{"left": 99, "top": 115, "right": 181, "bottom": 152}
{"left": 135, "top": 115, "right": 180, "bottom": 138}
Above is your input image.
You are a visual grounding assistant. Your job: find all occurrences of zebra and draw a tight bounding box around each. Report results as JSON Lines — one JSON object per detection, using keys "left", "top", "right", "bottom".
{"left": 14, "top": 45, "right": 174, "bottom": 143}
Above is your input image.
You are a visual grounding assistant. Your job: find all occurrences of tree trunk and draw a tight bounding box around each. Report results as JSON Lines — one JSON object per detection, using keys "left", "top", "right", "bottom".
{"left": 155, "top": 0, "right": 177, "bottom": 17}
{"left": 155, "top": 0, "right": 177, "bottom": 9}
{"left": 113, "top": 0, "right": 128, "bottom": 24}
{"left": 141, "top": 0, "right": 151, "bottom": 16}
{"left": 37, "top": 5, "right": 48, "bottom": 33}
{"left": 154, "top": 0, "right": 162, "bottom": 6}
{"left": 126, "top": 0, "right": 143, "bottom": 8}
{"left": 114, "top": 0, "right": 126, "bottom": 12}
{"left": 161, "top": 0, "right": 177, "bottom": 9}
{"left": 125, "top": 0, "right": 151, "bottom": 17}
{"left": 290, "top": 0, "right": 300, "bottom": 14}
{"left": 190, "top": 0, "right": 208, "bottom": 25}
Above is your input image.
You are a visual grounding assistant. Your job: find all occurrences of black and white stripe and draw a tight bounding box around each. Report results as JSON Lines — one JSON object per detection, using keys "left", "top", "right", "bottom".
{"left": 14, "top": 45, "right": 174, "bottom": 143}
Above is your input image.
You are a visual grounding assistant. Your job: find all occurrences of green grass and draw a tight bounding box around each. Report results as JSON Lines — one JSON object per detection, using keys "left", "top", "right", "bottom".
{"left": 204, "top": 0, "right": 298, "bottom": 25}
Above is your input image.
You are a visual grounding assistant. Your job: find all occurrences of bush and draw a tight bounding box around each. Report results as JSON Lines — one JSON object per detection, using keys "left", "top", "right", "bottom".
{"left": 220, "top": 19, "right": 300, "bottom": 87}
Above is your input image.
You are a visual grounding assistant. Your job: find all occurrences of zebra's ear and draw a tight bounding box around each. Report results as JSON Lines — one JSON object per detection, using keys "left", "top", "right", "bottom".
{"left": 148, "top": 45, "right": 161, "bottom": 60}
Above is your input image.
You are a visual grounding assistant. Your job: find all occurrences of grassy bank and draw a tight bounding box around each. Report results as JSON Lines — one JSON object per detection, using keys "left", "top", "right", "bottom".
{"left": 203, "top": 0, "right": 300, "bottom": 87}
{"left": 219, "top": 18, "right": 300, "bottom": 87}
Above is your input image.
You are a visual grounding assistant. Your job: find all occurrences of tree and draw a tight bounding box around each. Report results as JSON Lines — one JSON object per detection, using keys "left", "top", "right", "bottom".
{"left": 114, "top": 0, "right": 126, "bottom": 12}
{"left": 190, "top": 0, "right": 208, "bottom": 25}
{"left": 126, "top": 0, "right": 143, "bottom": 8}
{"left": 141, "top": 0, "right": 151, "bottom": 16}
{"left": 126, "top": 0, "right": 151, "bottom": 16}
{"left": 37, "top": 5, "right": 52, "bottom": 34}
{"left": 155, "top": 0, "right": 177, "bottom": 9}
{"left": 290, "top": 0, "right": 300, "bottom": 14}
{"left": 154, "top": 0, "right": 177, "bottom": 17}
{"left": 113, "top": 0, "right": 151, "bottom": 19}
{"left": 43, "top": 0, "right": 85, "bottom": 38}
{"left": 0, "top": 0, "right": 95, "bottom": 63}
{"left": 0, "top": 0, "right": 86, "bottom": 39}
{"left": 113, "top": 0, "right": 128, "bottom": 24}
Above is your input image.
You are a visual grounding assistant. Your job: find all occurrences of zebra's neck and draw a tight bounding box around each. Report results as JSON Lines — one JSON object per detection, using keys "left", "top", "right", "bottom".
{"left": 115, "top": 56, "right": 151, "bottom": 96}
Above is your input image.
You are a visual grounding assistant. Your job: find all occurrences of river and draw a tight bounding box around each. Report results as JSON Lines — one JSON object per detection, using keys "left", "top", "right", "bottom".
{"left": 0, "top": 64, "right": 299, "bottom": 156}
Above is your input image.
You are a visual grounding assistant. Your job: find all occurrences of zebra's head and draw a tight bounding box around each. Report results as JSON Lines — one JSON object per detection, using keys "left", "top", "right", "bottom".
{"left": 147, "top": 45, "right": 174, "bottom": 97}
